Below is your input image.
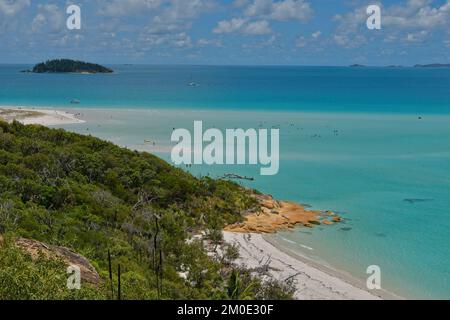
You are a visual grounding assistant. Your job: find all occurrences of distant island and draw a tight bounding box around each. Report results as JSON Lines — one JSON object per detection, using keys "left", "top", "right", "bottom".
{"left": 23, "top": 59, "right": 113, "bottom": 74}
{"left": 349, "top": 64, "right": 366, "bottom": 68}
{"left": 414, "top": 63, "right": 450, "bottom": 68}
{"left": 347, "top": 63, "right": 450, "bottom": 68}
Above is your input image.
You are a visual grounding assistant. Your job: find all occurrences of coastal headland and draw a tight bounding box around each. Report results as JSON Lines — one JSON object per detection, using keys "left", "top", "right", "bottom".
{"left": 0, "top": 105, "right": 401, "bottom": 300}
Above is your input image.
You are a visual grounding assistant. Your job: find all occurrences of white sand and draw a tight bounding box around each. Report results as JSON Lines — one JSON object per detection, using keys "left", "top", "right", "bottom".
{"left": 0, "top": 107, "right": 85, "bottom": 126}
{"left": 224, "top": 231, "right": 400, "bottom": 300}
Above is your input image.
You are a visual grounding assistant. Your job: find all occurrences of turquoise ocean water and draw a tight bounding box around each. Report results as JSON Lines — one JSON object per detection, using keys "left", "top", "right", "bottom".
{"left": 1, "top": 64, "right": 449, "bottom": 299}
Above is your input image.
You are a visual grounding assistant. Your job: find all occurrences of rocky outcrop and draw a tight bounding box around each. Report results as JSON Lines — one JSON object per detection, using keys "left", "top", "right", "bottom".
{"left": 0, "top": 236, "right": 100, "bottom": 285}
{"left": 225, "top": 194, "right": 341, "bottom": 233}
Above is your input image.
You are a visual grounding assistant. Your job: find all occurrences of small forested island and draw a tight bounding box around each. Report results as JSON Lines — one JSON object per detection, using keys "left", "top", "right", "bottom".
{"left": 23, "top": 59, "right": 113, "bottom": 74}
{"left": 0, "top": 120, "right": 295, "bottom": 300}
{"left": 414, "top": 63, "right": 450, "bottom": 68}
{"left": 349, "top": 64, "right": 366, "bottom": 68}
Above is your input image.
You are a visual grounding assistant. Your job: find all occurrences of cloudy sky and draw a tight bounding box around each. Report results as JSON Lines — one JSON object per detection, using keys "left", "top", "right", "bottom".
{"left": 0, "top": 0, "right": 449, "bottom": 65}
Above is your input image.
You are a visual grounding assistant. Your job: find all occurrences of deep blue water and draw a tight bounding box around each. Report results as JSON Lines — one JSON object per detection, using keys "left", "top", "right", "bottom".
{"left": 1, "top": 64, "right": 450, "bottom": 113}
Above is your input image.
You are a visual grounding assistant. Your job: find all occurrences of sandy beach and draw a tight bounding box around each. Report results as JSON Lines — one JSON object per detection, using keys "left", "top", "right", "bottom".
{"left": 222, "top": 193, "right": 401, "bottom": 300}
{"left": 223, "top": 231, "right": 400, "bottom": 300}
{"left": 0, "top": 106, "right": 85, "bottom": 126}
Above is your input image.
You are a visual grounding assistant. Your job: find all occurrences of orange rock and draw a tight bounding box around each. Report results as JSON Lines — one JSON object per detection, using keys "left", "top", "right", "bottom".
{"left": 224, "top": 193, "right": 337, "bottom": 234}
{"left": 261, "top": 200, "right": 275, "bottom": 209}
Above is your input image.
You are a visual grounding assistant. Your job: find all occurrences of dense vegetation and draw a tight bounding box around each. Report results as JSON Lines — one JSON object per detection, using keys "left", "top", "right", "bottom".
{"left": 29, "top": 59, "right": 113, "bottom": 74}
{"left": 0, "top": 121, "right": 293, "bottom": 300}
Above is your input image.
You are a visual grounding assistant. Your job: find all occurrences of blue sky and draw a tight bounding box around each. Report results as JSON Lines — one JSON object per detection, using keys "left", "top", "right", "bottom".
{"left": 0, "top": 0, "right": 449, "bottom": 65}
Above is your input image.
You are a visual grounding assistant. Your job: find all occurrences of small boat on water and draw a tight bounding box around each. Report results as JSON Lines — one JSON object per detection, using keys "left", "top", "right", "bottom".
{"left": 70, "top": 99, "right": 81, "bottom": 104}
{"left": 187, "top": 74, "right": 199, "bottom": 87}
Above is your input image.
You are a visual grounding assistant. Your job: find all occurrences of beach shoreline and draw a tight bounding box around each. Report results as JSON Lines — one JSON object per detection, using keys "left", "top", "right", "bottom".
{"left": 3, "top": 104, "right": 450, "bottom": 120}
{"left": 224, "top": 231, "right": 401, "bottom": 300}
{"left": 262, "top": 233, "right": 403, "bottom": 300}
{"left": 0, "top": 106, "right": 85, "bottom": 126}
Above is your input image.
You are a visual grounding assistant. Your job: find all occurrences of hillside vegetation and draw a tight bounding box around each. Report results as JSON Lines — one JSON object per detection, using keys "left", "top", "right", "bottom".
{"left": 0, "top": 121, "right": 293, "bottom": 300}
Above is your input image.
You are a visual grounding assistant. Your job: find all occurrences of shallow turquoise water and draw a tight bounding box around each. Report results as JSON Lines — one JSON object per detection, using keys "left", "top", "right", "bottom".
{"left": 53, "top": 109, "right": 450, "bottom": 299}
{"left": 1, "top": 65, "right": 449, "bottom": 299}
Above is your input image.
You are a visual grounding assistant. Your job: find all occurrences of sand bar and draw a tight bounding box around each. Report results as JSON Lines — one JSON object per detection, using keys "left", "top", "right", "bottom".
{"left": 0, "top": 106, "right": 85, "bottom": 126}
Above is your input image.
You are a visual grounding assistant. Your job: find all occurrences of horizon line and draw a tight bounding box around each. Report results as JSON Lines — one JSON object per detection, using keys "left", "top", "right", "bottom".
{"left": 0, "top": 61, "right": 448, "bottom": 68}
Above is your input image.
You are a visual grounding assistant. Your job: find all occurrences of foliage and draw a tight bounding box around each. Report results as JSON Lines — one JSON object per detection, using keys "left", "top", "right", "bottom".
{"left": 30, "top": 59, "right": 113, "bottom": 74}
{"left": 0, "top": 121, "right": 295, "bottom": 300}
{"left": 226, "top": 268, "right": 295, "bottom": 300}
{"left": 227, "top": 269, "right": 257, "bottom": 300}
{"left": 0, "top": 236, "right": 105, "bottom": 300}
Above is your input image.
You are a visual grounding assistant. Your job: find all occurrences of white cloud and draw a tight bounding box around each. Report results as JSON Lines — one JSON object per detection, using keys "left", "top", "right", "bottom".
{"left": 244, "top": 20, "right": 271, "bottom": 34}
{"left": 150, "top": 0, "right": 215, "bottom": 36}
{"left": 154, "top": 0, "right": 216, "bottom": 23}
{"left": 139, "top": 30, "right": 193, "bottom": 48}
{"left": 144, "top": 23, "right": 183, "bottom": 35}
{"left": 332, "top": 0, "right": 450, "bottom": 49}
{"left": 245, "top": 0, "right": 312, "bottom": 21}
{"left": 172, "top": 32, "right": 192, "bottom": 48}
{"left": 311, "top": 30, "right": 321, "bottom": 39}
{"left": 101, "top": 0, "right": 161, "bottom": 17}
{"left": 333, "top": 34, "right": 366, "bottom": 49}
{"left": 31, "top": 4, "right": 64, "bottom": 33}
{"left": 403, "top": 30, "right": 428, "bottom": 42}
{"left": 138, "top": 0, "right": 216, "bottom": 49}
{"left": 333, "top": 35, "right": 348, "bottom": 46}
{"left": 333, "top": 6, "right": 369, "bottom": 33}
{"left": 0, "top": 0, "right": 30, "bottom": 16}
{"left": 213, "top": 18, "right": 271, "bottom": 35}
{"left": 334, "top": 1, "right": 450, "bottom": 36}
{"left": 383, "top": 0, "right": 450, "bottom": 29}
{"left": 295, "top": 30, "right": 322, "bottom": 48}
{"left": 31, "top": 14, "right": 46, "bottom": 33}
{"left": 213, "top": 18, "right": 247, "bottom": 33}
{"left": 52, "top": 33, "right": 85, "bottom": 47}
{"left": 197, "top": 38, "right": 224, "bottom": 47}
{"left": 214, "top": 0, "right": 310, "bottom": 37}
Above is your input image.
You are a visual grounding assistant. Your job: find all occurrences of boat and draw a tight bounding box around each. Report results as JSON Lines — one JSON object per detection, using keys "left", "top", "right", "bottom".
{"left": 70, "top": 99, "right": 81, "bottom": 104}
{"left": 187, "top": 74, "right": 199, "bottom": 87}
